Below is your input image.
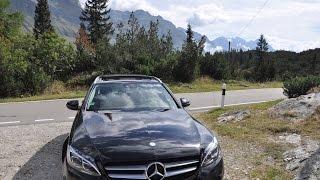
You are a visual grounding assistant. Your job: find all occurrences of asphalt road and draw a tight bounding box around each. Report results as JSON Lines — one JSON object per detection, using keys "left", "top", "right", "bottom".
{"left": 0, "top": 88, "right": 285, "bottom": 127}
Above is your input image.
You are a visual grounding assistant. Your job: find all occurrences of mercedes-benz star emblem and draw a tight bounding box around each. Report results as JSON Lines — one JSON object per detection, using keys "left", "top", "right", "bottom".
{"left": 145, "top": 162, "right": 166, "bottom": 180}
{"left": 149, "top": 142, "right": 156, "bottom": 147}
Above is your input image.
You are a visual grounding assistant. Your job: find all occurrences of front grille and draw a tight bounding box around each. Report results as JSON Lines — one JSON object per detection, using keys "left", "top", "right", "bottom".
{"left": 105, "top": 159, "right": 199, "bottom": 179}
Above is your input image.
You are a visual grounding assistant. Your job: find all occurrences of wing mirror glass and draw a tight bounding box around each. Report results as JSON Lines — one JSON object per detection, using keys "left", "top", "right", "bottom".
{"left": 66, "top": 100, "right": 80, "bottom": 111}
{"left": 180, "top": 98, "right": 190, "bottom": 108}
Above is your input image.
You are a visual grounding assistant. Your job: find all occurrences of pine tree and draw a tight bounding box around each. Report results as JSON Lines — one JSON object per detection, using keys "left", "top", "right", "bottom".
{"left": 175, "top": 24, "right": 199, "bottom": 82}
{"left": 80, "top": 0, "right": 113, "bottom": 45}
{"left": 254, "top": 34, "right": 274, "bottom": 82}
{"left": 33, "top": 0, "right": 53, "bottom": 38}
{"left": 160, "top": 31, "right": 173, "bottom": 56}
{"left": 256, "top": 34, "right": 269, "bottom": 60}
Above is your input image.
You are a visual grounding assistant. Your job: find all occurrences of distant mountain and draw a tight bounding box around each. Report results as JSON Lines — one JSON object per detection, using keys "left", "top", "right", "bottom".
{"left": 9, "top": 0, "right": 271, "bottom": 51}
{"left": 10, "top": 0, "right": 81, "bottom": 41}
{"left": 206, "top": 37, "right": 274, "bottom": 52}
{"left": 108, "top": 9, "right": 204, "bottom": 47}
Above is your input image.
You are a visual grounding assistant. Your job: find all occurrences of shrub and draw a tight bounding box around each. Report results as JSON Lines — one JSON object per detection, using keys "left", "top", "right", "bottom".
{"left": 283, "top": 76, "right": 320, "bottom": 98}
{"left": 66, "top": 72, "right": 101, "bottom": 88}
{"left": 44, "top": 81, "right": 66, "bottom": 95}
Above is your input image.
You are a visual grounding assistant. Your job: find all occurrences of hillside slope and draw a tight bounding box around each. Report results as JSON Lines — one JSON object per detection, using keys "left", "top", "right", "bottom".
{"left": 10, "top": 0, "right": 264, "bottom": 51}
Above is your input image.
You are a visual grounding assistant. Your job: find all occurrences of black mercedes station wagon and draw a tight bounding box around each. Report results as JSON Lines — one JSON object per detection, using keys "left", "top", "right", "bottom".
{"left": 62, "top": 75, "right": 224, "bottom": 180}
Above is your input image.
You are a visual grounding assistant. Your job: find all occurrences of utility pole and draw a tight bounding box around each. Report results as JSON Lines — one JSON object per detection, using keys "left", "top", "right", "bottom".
{"left": 228, "top": 41, "right": 231, "bottom": 52}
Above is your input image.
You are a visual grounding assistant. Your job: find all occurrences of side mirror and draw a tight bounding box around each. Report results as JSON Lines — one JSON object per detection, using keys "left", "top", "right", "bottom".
{"left": 180, "top": 98, "right": 191, "bottom": 108}
{"left": 66, "top": 100, "right": 80, "bottom": 111}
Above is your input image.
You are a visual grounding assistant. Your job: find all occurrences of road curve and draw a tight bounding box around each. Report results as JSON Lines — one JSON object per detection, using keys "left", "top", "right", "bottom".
{"left": 0, "top": 88, "right": 285, "bottom": 127}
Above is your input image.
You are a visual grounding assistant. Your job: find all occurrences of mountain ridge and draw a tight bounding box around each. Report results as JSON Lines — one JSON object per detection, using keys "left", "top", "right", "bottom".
{"left": 9, "top": 0, "right": 267, "bottom": 51}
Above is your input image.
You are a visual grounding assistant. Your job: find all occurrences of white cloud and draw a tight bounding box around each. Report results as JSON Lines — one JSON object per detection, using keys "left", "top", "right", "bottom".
{"left": 79, "top": 0, "right": 320, "bottom": 52}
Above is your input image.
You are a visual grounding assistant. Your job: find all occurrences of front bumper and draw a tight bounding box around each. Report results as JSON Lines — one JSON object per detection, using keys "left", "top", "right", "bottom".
{"left": 63, "top": 158, "right": 224, "bottom": 180}
{"left": 197, "top": 158, "right": 224, "bottom": 180}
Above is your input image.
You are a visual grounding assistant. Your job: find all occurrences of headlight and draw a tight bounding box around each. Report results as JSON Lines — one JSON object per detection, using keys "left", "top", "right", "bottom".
{"left": 67, "top": 145, "right": 101, "bottom": 176}
{"left": 201, "top": 137, "right": 221, "bottom": 167}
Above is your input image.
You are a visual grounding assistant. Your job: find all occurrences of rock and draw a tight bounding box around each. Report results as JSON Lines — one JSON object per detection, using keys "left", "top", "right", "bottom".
{"left": 269, "top": 93, "right": 320, "bottom": 121}
{"left": 279, "top": 133, "right": 301, "bottom": 145}
{"left": 282, "top": 138, "right": 320, "bottom": 179}
{"left": 218, "top": 110, "right": 251, "bottom": 123}
{"left": 297, "top": 148, "right": 320, "bottom": 180}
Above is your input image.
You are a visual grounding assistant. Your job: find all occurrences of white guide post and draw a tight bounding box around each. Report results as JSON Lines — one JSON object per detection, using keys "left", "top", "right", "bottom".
{"left": 221, "top": 83, "right": 227, "bottom": 108}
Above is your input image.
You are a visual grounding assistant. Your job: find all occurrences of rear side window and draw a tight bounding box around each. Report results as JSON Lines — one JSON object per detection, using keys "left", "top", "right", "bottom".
{"left": 86, "top": 82, "right": 178, "bottom": 112}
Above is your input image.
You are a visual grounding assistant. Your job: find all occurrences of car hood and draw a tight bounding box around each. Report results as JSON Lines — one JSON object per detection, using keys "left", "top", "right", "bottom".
{"left": 81, "top": 109, "right": 201, "bottom": 163}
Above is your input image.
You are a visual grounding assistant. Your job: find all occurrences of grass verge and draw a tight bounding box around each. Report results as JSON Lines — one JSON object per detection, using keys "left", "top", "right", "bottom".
{"left": 0, "top": 77, "right": 282, "bottom": 103}
{"left": 169, "top": 77, "right": 282, "bottom": 93}
{"left": 197, "top": 100, "right": 319, "bottom": 179}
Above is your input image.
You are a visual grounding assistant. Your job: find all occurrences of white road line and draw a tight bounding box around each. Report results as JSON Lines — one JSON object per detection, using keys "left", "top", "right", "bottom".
{"left": 189, "top": 105, "right": 220, "bottom": 111}
{"left": 189, "top": 100, "right": 277, "bottom": 111}
{"left": 34, "top": 119, "right": 55, "bottom": 122}
{"left": 0, "top": 121, "right": 21, "bottom": 125}
{"left": 68, "top": 117, "right": 75, "bottom": 119}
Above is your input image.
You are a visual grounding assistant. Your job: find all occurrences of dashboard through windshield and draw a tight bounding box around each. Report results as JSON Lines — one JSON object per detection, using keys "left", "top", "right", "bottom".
{"left": 86, "top": 82, "right": 178, "bottom": 112}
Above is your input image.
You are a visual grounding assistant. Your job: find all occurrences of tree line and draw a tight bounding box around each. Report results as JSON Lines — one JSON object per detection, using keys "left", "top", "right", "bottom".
{"left": 0, "top": 0, "right": 319, "bottom": 98}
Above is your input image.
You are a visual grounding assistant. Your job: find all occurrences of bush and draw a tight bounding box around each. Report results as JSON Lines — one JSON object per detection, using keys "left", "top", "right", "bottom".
{"left": 44, "top": 81, "right": 66, "bottom": 95}
{"left": 283, "top": 76, "right": 320, "bottom": 98}
{"left": 66, "top": 72, "right": 101, "bottom": 88}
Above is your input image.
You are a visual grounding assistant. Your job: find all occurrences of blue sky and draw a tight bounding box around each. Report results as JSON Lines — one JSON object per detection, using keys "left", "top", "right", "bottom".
{"left": 80, "top": 0, "right": 320, "bottom": 52}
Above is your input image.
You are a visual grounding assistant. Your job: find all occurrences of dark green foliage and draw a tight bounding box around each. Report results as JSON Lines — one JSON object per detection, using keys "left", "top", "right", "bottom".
{"left": 34, "top": 32, "right": 76, "bottom": 81}
{"left": 0, "top": 0, "right": 23, "bottom": 38}
{"left": 254, "top": 34, "right": 275, "bottom": 82}
{"left": 174, "top": 24, "right": 205, "bottom": 82}
{"left": 66, "top": 72, "right": 101, "bottom": 88}
{"left": 97, "top": 12, "right": 176, "bottom": 81}
{"left": 283, "top": 76, "right": 320, "bottom": 98}
{"left": 2, "top": 0, "right": 320, "bottom": 99}
{"left": 33, "top": 0, "right": 53, "bottom": 38}
{"left": 200, "top": 52, "right": 231, "bottom": 80}
{"left": 0, "top": 1, "right": 76, "bottom": 98}
{"left": 80, "top": 0, "right": 113, "bottom": 45}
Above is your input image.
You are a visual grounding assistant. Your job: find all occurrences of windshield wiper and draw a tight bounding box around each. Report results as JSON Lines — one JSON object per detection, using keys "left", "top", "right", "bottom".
{"left": 152, "top": 108, "right": 171, "bottom": 112}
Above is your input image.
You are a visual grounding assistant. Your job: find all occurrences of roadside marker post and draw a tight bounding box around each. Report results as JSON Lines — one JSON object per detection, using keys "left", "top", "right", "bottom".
{"left": 221, "top": 83, "right": 227, "bottom": 108}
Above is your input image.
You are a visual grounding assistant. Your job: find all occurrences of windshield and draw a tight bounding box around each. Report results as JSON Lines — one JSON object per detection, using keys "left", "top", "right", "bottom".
{"left": 86, "top": 82, "right": 178, "bottom": 112}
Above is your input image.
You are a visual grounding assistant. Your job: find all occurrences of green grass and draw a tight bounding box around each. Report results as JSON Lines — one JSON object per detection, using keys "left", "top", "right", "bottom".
{"left": 0, "top": 77, "right": 282, "bottom": 103}
{"left": 169, "top": 77, "right": 283, "bottom": 93}
{"left": 197, "top": 100, "right": 320, "bottom": 179}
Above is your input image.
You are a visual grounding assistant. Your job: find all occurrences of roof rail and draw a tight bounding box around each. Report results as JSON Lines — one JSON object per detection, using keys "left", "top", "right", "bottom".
{"left": 94, "top": 74, "right": 162, "bottom": 84}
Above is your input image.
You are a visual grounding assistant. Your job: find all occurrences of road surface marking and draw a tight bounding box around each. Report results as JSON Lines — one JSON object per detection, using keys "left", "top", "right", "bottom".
{"left": 189, "top": 100, "right": 274, "bottom": 111}
{"left": 68, "top": 117, "right": 75, "bottom": 119}
{"left": 34, "top": 119, "right": 55, "bottom": 122}
{"left": 0, "top": 121, "right": 21, "bottom": 125}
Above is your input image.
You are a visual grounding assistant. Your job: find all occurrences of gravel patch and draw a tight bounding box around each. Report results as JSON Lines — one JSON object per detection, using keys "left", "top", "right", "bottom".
{"left": 219, "top": 136, "right": 264, "bottom": 180}
{"left": 0, "top": 122, "right": 72, "bottom": 180}
{"left": 0, "top": 121, "right": 264, "bottom": 180}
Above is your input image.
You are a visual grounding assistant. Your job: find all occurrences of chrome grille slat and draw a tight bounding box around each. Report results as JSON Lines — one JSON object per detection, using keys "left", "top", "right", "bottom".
{"left": 166, "top": 167, "right": 197, "bottom": 177}
{"left": 165, "top": 160, "right": 199, "bottom": 168}
{"left": 106, "top": 165, "right": 146, "bottom": 171}
{"left": 105, "top": 159, "right": 199, "bottom": 179}
{"left": 108, "top": 173, "right": 146, "bottom": 179}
